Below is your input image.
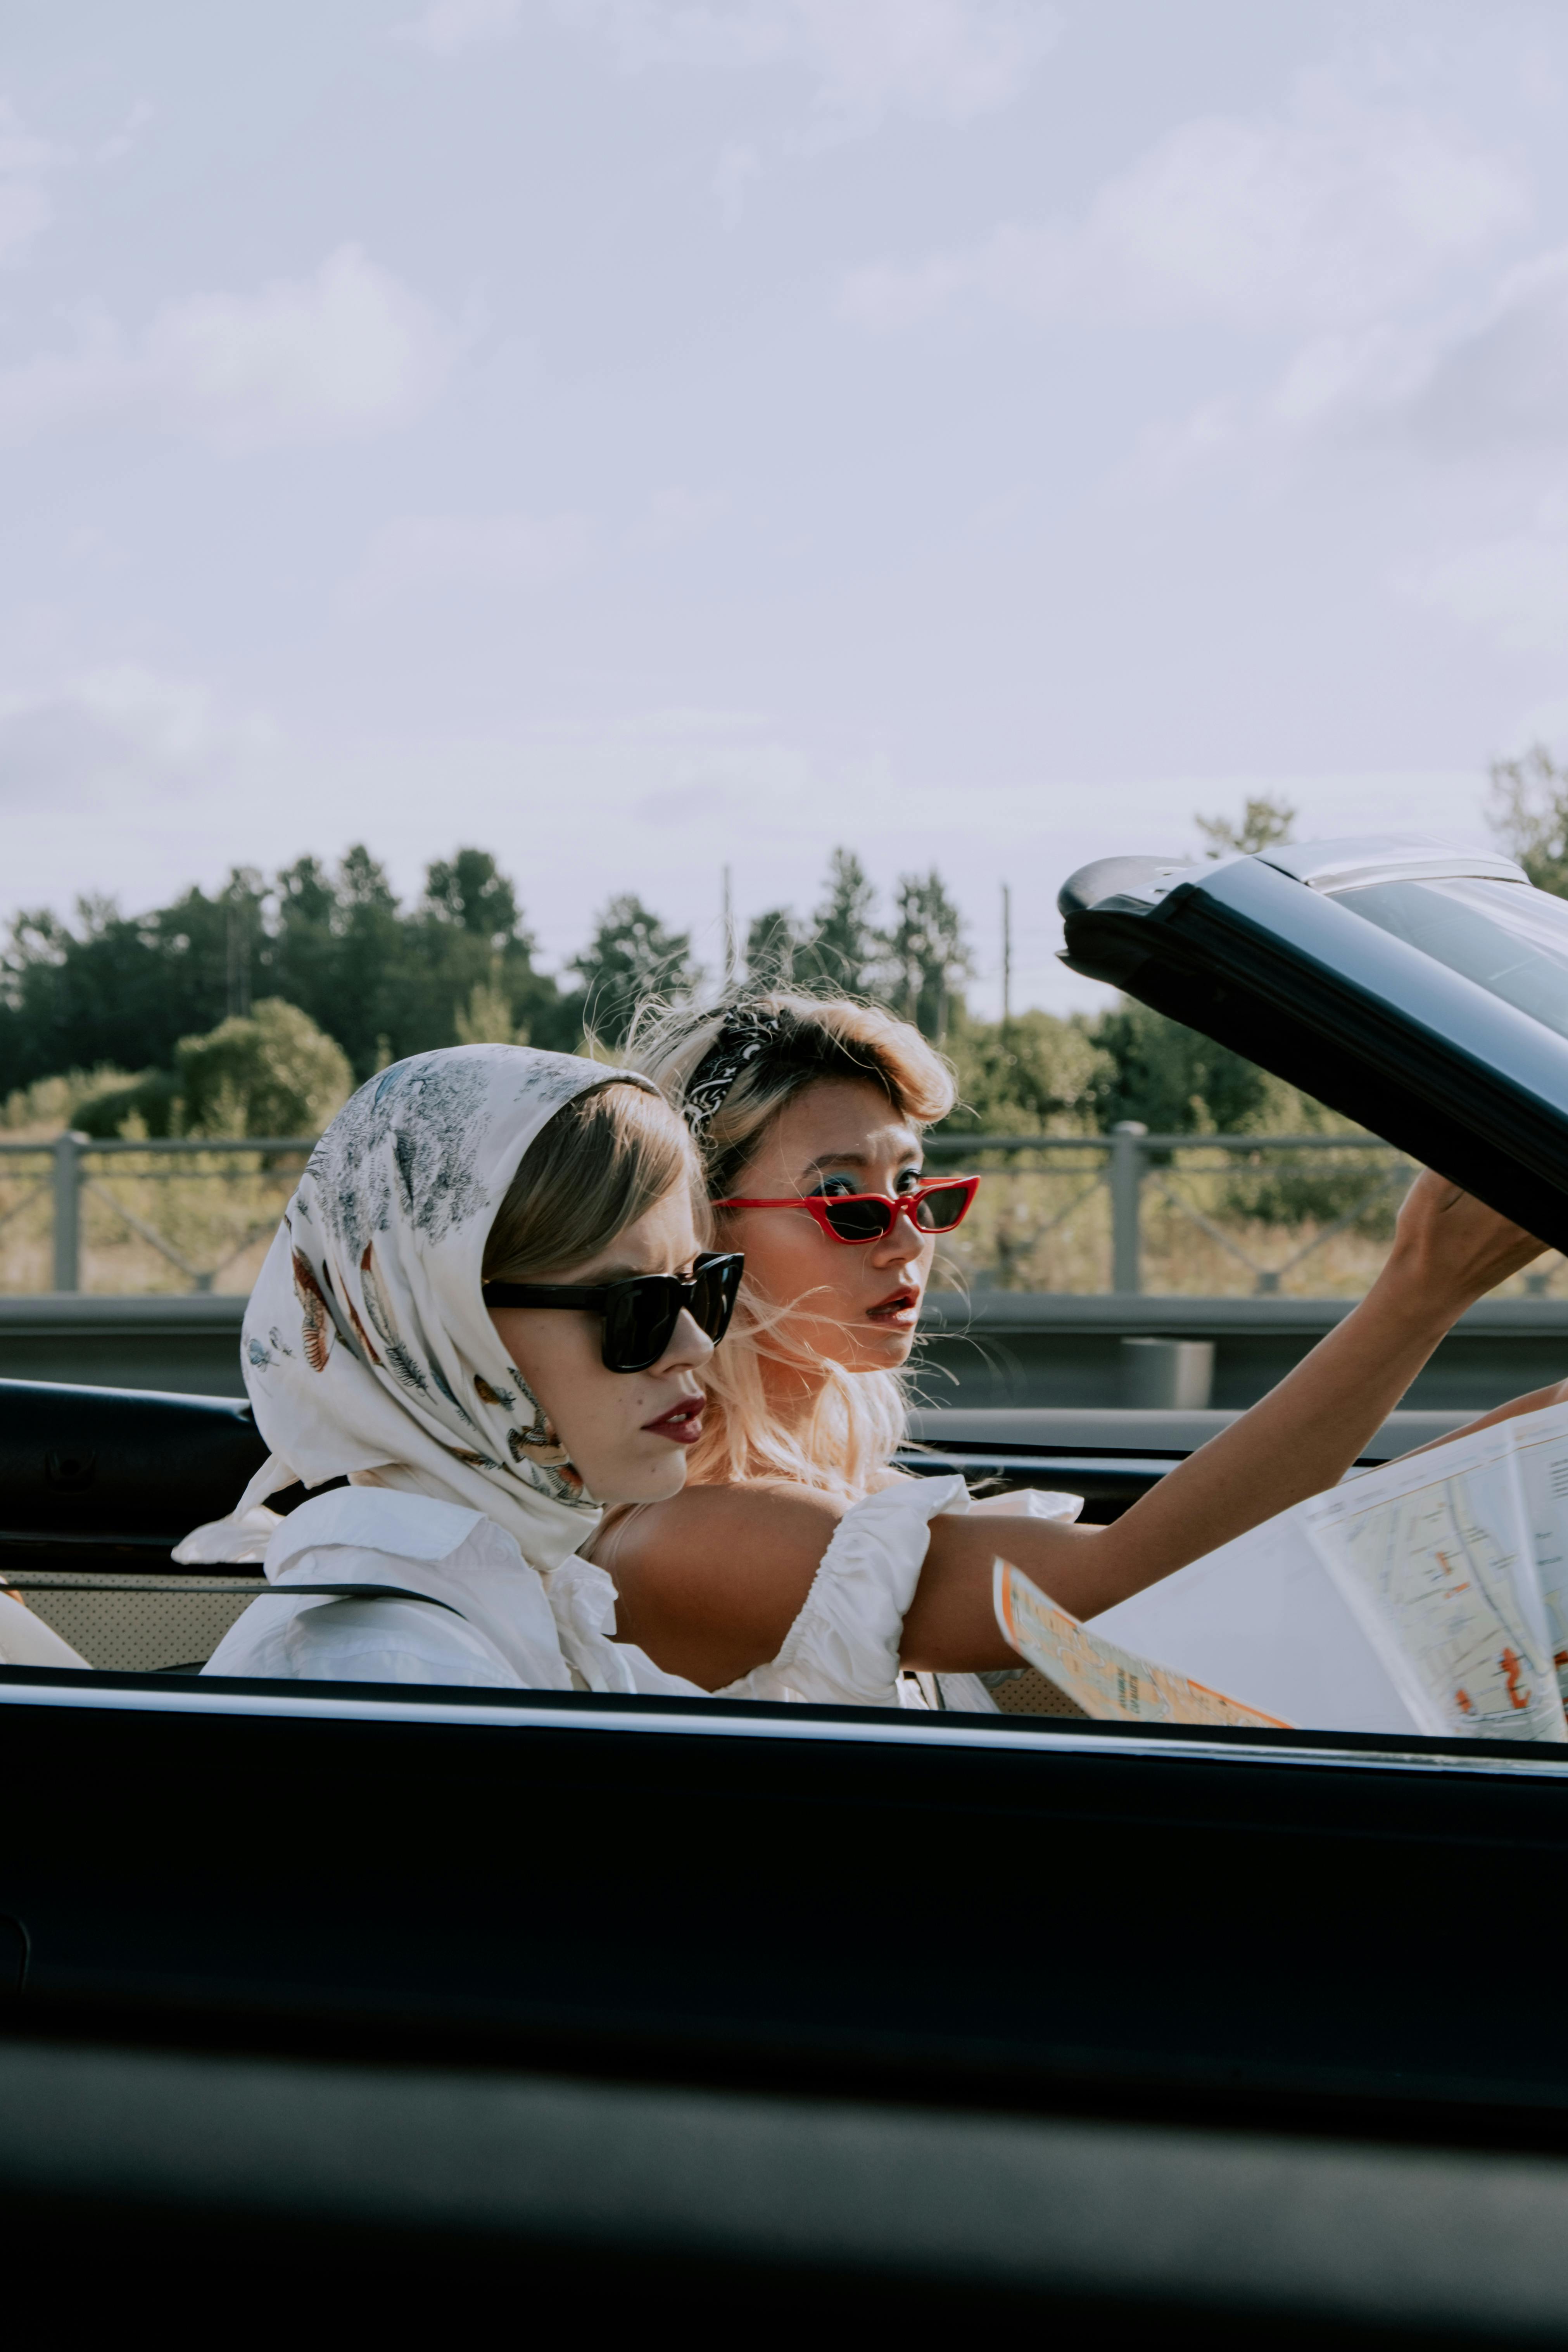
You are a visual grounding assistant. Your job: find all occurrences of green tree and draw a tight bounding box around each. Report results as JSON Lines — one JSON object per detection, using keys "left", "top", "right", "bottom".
{"left": 1086, "top": 1002, "right": 1277, "bottom": 1135}
{"left": 796, "top": 848, "right": 880, "bottom": 996}
{"left": 453, "top": 969, "right": 523, "bottom": 1046}
{"left": 1085, "top": 1000, "right": 1345, "bottom": 1140}
{"left": 744, "top": 907, "right": 802, "bottom": 988}
{"left": 408, "top": 848, "right": 561, "bottom": 1055}
{"left": 423, "top": 848, "right": 522, "bottom": 946}
{"left": 329, "top": 846, "right": 407, "bottom": 1076}
{"left": 940, "top": 1008, "right": 1110, "bottom": 1136}
{"left": 78, "top": 1000, "right": 354, "bottom": 1139}
{"left": 270, "top": 856, "right": 343, "bottom": 1033}
{"left": 1195, "top": 794, "right": 1297, "bottom": 859}
{"left": 1489, "top": 743, "right": 1568, "bottom": 895}
{"left": 880, "top": 869, "right": 972, "bottom": 1042}
{"left": 568, "top": 895, "right": 698, "bottom": 1045}
{"left": 0, "top": 866, "right": 271, "bottom": 1093}
{"left": 0, "top": 841, "right": 568, "bottom": 1095}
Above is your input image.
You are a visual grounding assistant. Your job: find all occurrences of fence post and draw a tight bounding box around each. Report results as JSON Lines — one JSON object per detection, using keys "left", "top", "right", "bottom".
{"left": 52, "top": 1130, "right": 85, "bottom": 1292}
{"left": 1109, "top": 1122, "right": 1147, "bottom": 1293}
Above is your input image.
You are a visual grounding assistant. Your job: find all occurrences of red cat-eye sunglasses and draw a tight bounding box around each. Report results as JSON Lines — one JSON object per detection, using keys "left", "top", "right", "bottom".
{"left": 711, "top": 1174, "right": 980, "bottom": 1245}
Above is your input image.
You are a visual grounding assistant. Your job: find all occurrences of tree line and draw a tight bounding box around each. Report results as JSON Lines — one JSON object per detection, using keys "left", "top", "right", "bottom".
{"left": 0, "top": 843, "right": 982, "bottom": 1079}
{"left": 1, "top": 842, "right": 1093, "bottom": 1138}
{"left": 14, "top": 756, "right": 1553, "bottom": 1145}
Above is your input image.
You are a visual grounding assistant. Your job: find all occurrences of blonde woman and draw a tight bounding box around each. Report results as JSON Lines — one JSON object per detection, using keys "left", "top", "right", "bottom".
{"left": 587, "top": 995, "right": 1546, "bottom": 1708}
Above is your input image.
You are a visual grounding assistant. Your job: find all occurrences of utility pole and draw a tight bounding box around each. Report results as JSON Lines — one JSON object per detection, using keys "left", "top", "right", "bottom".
{"left": 1001, "top": 883, "right": 1012, "bottom": 1030}
{"left": 722, "top": 865, "right": 737, "bottom": 991}
{"left": 226, "top": 895, "right": 251, "bottom": 1020}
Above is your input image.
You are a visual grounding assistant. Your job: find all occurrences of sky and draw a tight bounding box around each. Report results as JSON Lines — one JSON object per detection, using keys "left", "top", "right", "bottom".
{"left": 3, "top": 0, "right": 1568, "bottom": 1017}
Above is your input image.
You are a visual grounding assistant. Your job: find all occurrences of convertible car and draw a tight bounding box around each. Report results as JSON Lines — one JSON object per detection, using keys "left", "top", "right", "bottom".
{"left": 6, "top": 832, "right": 1568, "bottom": 2340}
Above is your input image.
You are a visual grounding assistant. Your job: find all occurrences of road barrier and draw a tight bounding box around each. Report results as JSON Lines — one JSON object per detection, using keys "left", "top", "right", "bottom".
{"left": 918, "top": 1128, "right": 1488, "bottom": 1298}
{"left": 0, "top": 1126, "right": 1475, "bottom": 1299}
{"left": 1, "top": 1286, "right": 1565, "bottom": 1413}
{"left": 0, "top": 1135, "right": 315, "bottom": 1297}
{"left": 1, "top": 1130, "right": 1563, "bottom": 1411}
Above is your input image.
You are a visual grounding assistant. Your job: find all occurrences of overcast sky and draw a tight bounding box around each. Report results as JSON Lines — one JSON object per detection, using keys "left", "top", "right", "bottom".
{"left": 4, "top": 0, "right": 1568, "bottom": 1015}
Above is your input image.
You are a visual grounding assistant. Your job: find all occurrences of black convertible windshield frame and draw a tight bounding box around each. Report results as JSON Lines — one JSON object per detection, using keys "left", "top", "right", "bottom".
{"left": 1059, "top": 841, "right": 1568, "bottom": 1252}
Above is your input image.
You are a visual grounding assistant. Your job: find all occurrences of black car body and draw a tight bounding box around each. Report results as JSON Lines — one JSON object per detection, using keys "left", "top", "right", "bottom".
{"left": 8, "top": 834, "right": 1568, "bottom": 2338}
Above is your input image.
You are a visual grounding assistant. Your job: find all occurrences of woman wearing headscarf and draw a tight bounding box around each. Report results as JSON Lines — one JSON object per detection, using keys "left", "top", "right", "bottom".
{"left": 187, "top": 1044, "right": 741, "bottom": 1694}
{"left": 583, "top": 994, "right": 1551, "bottom": 1708}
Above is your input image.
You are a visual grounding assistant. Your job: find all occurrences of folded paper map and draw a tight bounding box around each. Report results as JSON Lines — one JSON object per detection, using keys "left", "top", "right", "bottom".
{"left": 994, "top": 1557, "right": 1290, "bottom": 1729}
{"left": 1304, "top": 1411, "right": 1568, "bottom": 1743}
{"left": 1091, "top": 1401, "right": 1568, "bottom": 1742}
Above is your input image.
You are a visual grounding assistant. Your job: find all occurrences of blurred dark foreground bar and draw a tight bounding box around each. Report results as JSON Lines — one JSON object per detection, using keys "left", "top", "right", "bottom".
{"left": 4, "top": 2034, "right": 1568, "bottom": 2342}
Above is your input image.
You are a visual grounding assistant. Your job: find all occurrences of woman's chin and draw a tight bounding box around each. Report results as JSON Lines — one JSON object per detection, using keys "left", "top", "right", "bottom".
{"left": 847, "top": 1322, "right": 918, "bottom": 1369}
{"left": 791, "top": 1316, "right": 918, "bottom": 1375}
{"left": 592, "top": 1443, "right": 694, "bottom": 1505}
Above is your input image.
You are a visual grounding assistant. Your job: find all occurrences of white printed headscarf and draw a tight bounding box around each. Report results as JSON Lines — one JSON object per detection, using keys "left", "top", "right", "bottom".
{"left": 195, "top": 1045, "right": 656, "bottom": 1573}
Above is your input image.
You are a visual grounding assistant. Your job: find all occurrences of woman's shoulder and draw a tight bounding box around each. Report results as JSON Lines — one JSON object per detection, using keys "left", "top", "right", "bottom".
{"left": 597, "top": 1479, "right": 846, "bottom": 1578}
{"left": 596, "top": 1468, "right": 964, "bottom": 1585}
{"left": 596, "top": 1473, "right": 971, "bottom": 1694}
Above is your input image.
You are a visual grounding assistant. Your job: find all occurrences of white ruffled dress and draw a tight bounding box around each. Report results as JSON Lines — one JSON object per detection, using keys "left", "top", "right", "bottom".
{"left": 202, "top": 1472, "right": 1019, "bottom": 1710}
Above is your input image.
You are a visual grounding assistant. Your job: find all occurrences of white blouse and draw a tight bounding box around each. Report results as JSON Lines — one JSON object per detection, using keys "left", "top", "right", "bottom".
{"left": 200, "top": 1473, "right": 1024, "bottom": 1708}
{"left": 201, "top": 1487, "right": 699, "bottom": 1696}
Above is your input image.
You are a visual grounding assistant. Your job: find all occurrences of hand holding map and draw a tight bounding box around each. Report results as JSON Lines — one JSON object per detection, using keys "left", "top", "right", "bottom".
{"left": 1304, "top": 1413, "right": 1568, "bottom": 1743}
{"left": 1086, "top": 1400, "right": 1568, "bottom": 1743}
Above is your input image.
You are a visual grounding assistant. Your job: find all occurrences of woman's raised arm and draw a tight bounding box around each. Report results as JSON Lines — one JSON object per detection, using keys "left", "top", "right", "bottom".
{"left": 902, "top": 1172, "right": 1546, "bottom": 1665}
{"left": 607, "top": 1175, "right": 1546, "bottom": 1686}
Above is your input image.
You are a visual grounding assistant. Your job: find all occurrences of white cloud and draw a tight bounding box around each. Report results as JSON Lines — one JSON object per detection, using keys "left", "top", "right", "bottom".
{"left": 403, "top": 0, "right": 1057, "bottom": 126}
{"left": 1395, "top": 247, "right": 1568, "bottom": 452}
{"left": 630, "top": 483, "right": 725, "bottom": 547}
{"left": 0, "top": 665, "right": 273, "bottom": 808}
{"left": 342, "top": 509, "right": 596, "bottom": 613}
{"left": 1407, "top": 516, "right": 1568, "bottom": 654}
{"left": 0, "top": 94, "right": 66, "bottom": 267}
{"left": 0, "top": 244, "right": 456, "bottom": 452}
{"left": 713, "top": 139, "right": 761, "bottom": 228}
{"left": 1240, "top": 238, "right": 1568, "bottom": 452}
{"left": 601, "top": 0, "right": 1061, "bottom": 128}
{"left": 842, "top": 78, "right": 1528, "bottom": 332}
{"left": 95, "top": 99, "right": 155, "bottom": 168}
{"left": 1504, "top": 694, "right": 1568, "bottom": 756}
{"left": 397, "top": 0, "right": 525, "bottom": 54}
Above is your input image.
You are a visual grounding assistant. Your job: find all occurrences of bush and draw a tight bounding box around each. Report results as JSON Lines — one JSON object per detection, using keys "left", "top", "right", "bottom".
{"left": 73, "top": 1071, "right": 185, "bottom": 1140}
{"left": 176, "top": 999, "right": 352, "bottom": 1138}
{"left": 1086, "top": 1002, "right": 1280, "bottom": 1136}
{"left": 3, "top": 1067, "right": 147, "bottom": 1136}
{"left": 1086, "top": 1000, "right": 1384, "bottom": 1228}
{"left": 939, "top": 1009, "right": 1109, "bottom": 1136}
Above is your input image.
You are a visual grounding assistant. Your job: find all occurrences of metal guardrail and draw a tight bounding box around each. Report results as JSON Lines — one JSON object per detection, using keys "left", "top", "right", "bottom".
{"left": 921, "top": 1126, "right": 1426, "bottom": 1296}
{"left": 0, "top": 1125, "right": 1541, "bottom": 1300}
{"left": 0, "top": 1134, "right": 316, "bottom": 1293}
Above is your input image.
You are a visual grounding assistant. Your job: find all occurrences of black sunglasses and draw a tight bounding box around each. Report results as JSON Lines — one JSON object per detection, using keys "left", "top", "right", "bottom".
{"left": 481, "top": 1250, "right": 744, "bottom": 1374}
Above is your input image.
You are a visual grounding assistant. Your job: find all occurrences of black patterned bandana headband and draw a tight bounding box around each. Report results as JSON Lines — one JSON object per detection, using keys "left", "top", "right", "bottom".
{"left": 682, "top": 1011, "right": 784, "bottom": 1132}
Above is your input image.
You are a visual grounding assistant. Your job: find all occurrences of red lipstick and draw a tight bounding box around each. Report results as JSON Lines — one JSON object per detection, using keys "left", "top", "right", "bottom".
{"left": 642, "top": 1397, "right": 705, "bottom": 1444}
{"left": 866, "top": 1287, "right": 920, "bottom": 1326}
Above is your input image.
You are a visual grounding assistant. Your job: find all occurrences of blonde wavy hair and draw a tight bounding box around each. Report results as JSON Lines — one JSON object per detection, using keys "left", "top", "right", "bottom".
{"left": 626, "top": 993, "right": 955, "bottom": 1499}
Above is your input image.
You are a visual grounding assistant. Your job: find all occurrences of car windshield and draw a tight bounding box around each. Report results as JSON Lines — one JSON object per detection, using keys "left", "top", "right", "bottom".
{"left": 1331, "top": 875, "right": 1568, "bottom": 1045}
